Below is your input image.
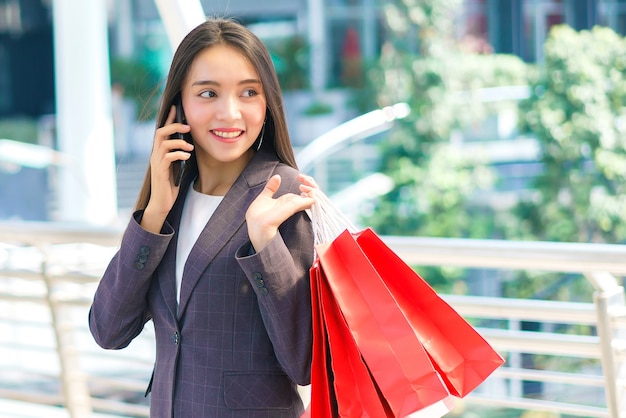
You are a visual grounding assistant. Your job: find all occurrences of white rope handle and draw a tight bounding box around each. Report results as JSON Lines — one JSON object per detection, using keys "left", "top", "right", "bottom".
{"left": 309, "top": 189, "right": 359, "bottom": 246}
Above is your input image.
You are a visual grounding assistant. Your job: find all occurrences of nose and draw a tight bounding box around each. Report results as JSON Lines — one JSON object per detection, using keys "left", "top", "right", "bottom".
{"left": 217, "top": 95, "right": 241, "bottom": 121}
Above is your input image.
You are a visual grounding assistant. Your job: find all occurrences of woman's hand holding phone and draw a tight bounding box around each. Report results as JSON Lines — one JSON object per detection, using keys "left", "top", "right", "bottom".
{"left": 141, "top": 105, "right": 194, "bottom": 234}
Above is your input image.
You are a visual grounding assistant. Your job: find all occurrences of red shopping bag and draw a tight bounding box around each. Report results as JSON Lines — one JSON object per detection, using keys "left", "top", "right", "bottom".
{"left": 306, "top": 259, "right": 452, "bottom": 418}
{"left": 325, "top": 228, "right": 505, "bottom": 398}
{"left": 306, "top": 261, "right": 391, "bottom": 417}
{"left": 318, "top": 262, "right": 394, "bottom": 416}
{"left": 315, "top": 239, "right": 452, "bottom": 417}
{"left": 307, "top": 261, "right": 337, "bottom": 418}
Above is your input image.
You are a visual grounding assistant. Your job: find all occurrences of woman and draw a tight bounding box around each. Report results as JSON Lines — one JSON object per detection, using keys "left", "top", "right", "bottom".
{"left": 89, "top": 18, "right": 316, "bottom": 417}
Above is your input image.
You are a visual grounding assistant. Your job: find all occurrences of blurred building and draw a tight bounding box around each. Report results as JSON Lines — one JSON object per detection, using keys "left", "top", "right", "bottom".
{"left": 0, "top": 0, "right": 54, "bottom": 118}
{"left": 2, "top": 0, "right": 626, "bottom": 218}
{"left": 458, "top": 0, "right": 618, "bottom": 62}
{"left": 4, "top": 0, "right": 626, "bottom": 120}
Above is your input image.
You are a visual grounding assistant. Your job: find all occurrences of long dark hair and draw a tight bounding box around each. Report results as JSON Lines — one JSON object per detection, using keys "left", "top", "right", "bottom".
{"left": 134, "top": 18, "right": 297, "bottom": 211}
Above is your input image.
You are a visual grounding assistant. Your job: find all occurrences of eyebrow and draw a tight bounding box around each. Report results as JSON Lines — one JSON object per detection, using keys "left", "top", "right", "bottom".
{"left": 191, "top": 79, "right": 262, "bottom": 87}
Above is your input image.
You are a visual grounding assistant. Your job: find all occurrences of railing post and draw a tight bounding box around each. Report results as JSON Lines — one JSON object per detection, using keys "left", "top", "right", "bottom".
{"left": 508, "top": 319, "right": 523, "bottom": 398}
{"left": 586, "top": 272, "right": 626, "bottom": 418}
{"left": 42, "top": 255, "right": 93, "bottom": 417}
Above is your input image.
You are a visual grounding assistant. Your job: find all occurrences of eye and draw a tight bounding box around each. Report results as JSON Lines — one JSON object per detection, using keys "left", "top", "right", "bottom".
{"left": 200, "top": 90, "right": 217, "bottom": 98}
{"left": 242, "top": 89, "right": 258, "bottom": 98}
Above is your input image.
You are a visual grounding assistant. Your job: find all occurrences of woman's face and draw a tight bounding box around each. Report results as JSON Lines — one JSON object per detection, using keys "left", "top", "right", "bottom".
{"left": 181, "top": 44, "right": 266, "bottom": 168}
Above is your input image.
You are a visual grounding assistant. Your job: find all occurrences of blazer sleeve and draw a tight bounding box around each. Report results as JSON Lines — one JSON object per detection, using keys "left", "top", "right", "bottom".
{"left": 89, "top": 211, "right": 174, "bottom": 349}
{"left": 236, "top": 195, "right": 314, "bottom": 386}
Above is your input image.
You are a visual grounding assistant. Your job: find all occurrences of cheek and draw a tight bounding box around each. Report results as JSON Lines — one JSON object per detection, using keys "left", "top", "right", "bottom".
{"left": 184, "top": 105, "right": 210, "bottom": 126}
{"left": 247, "top": 104, "right": 267, "bottom": 130}
{"left": 251, "top": 113, "right": 265, "bottom": 130}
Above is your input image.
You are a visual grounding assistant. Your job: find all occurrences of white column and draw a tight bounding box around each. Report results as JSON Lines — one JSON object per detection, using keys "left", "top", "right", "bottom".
{"left": 308, "top": 0, "right": 327, "bottom": 94}
{"left": 52, "top": 0, "right": 118, "bottom": 225}
{"left": 114, "top": 0, "right": 134, "bottom": 58}
{"left": 154, "top": 0, "right": 206, "bottom": 50}
{"left": 362, "top": 0, "right": 376, "bottom": 60}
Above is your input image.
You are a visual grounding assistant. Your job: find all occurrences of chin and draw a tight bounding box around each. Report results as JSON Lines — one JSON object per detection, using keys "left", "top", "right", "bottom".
{"left": 211, "top": 147, "right": 255, "bottom": 163}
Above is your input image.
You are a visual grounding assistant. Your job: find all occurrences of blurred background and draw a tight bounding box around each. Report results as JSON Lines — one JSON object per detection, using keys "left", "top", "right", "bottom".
{"left": 2, "top": 0, "right": 626, "bottom": 417}
{"left": 3, "top": 0, "right": 626, "bottom": 299}
{"left": 5, "top": 0, "right": 626, "bottom": 245}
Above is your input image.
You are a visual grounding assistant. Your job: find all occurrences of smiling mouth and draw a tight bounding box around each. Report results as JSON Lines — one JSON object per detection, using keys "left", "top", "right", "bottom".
{"left": 213, "top": 130, "right": 243, "bottom": 139}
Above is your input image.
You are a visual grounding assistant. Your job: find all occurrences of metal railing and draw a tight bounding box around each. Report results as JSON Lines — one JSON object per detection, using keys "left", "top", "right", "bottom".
{"left": 0, "top": 221, "right": 624, "bottom": 417}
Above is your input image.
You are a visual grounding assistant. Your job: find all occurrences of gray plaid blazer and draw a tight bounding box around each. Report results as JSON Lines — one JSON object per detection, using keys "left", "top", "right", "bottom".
{"left": 89, "top": 150, "right": 314, "bottom": 417}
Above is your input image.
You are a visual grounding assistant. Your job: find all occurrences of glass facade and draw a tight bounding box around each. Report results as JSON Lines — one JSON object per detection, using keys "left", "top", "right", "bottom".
{"left": 598, "top": 0, "right": 626, "bottom": 33}
{"left": 325, "top": 0, "right": 383, "bottom": 87}
{"left": 0, "top": 0, "right": 53, "bottom": 117}
{"left": 453, "top": 0, "right": 626, "bottom": 62}
{"left": 0, "top": 44, "right": 9, "bottom": 114}
{"left": 5, "top": 0, "right": 626, "bottom": 119}
{"left": 458, "top": 0, "right": 491, "bottom": 53}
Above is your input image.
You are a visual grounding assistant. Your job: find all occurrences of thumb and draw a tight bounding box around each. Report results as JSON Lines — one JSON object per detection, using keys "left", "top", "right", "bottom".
{"left": 260, "top": 174, "right": 281, "bottom": 198}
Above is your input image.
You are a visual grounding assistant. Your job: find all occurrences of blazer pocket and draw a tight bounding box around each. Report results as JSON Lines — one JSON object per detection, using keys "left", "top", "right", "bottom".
{"left": 223, "top": 371, "right": 294, "bottom": 410}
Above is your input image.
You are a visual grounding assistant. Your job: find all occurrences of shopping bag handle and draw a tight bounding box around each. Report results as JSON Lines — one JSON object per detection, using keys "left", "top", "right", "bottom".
{"left": 308, "top": 189, "right": 359, "bottom": 246}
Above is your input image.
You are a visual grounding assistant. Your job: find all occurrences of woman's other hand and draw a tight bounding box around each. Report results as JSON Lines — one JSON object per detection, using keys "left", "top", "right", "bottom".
{"left": 246, "top": 174, "right": 318, "bottom": 252}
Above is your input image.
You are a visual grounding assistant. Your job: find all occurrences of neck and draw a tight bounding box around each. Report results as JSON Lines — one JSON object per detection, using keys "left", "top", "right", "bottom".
{"left": 194, "top": 150, "right": 254, "bottom": 196}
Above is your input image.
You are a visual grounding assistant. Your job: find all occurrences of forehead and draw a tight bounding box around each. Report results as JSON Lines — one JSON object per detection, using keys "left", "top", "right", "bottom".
{"left": 185, "top": 44, "right": 260, "bottom": 84}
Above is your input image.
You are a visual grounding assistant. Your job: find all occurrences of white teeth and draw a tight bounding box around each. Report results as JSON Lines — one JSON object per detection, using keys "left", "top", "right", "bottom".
{"left": 213, "top": 130, "right": 242, "bottom": 139}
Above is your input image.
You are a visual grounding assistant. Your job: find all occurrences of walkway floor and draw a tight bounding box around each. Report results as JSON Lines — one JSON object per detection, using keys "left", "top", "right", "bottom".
{"left": 0, "top": 399, "right": 125, "bottom": 418}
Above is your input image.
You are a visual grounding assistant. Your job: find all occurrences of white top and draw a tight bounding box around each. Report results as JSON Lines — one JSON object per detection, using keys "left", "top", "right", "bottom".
{"left": 176, "top": 181, "right": 224, "bottom": 305}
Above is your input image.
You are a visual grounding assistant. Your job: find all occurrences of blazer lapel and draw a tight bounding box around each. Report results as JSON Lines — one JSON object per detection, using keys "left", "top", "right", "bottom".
{"left": 157, "top": 185, "right": 189, "bottom": 320}
{"left": 177, "top": 150, "right": 279, "bottom": 318}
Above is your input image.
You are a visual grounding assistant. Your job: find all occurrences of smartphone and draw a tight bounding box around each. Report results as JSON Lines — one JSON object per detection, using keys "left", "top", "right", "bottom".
{"left": 170, "top": 99, "right": 192, "bottom": 187}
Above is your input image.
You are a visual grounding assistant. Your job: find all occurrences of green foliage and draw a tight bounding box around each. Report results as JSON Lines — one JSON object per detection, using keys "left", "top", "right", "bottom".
{"left": 502, "top": 271, "right": 595, "bottom": 302}
{"left": 382, "top": 0, "right": 463, "bottom": 56}
{"left": 266, "top": 36, "right": 309, "bottom": 91}
{"left": 412, "top": 264, "right": 468, "bottom": 294}
{"left": 372, "top": 139, "right": 498, "bottom": 239}
{"left": 366, "top": 0, "right": 528, "bottom": 242}
{"left": 348, "top": 58, "right": 385, "bottom": 114}
{"left": 302, "top": 101, "right": 334, "bottom": 116}
{"left": 518, "top": 25, "right": 626, "bottom": 243}
{"left": 110, "top": 57, "right": 163, "bottom": 120}
{"left": 368, "top": 3, "right": 626, "bottom": 303}
{"left": 359, "top": 0, "right": 530, "bottom": 298}
{"left": 0, "top": 118, "right": 38, "bottom": 144}
{"left": 448, "top": 405, "right": 563, "bottom": 418}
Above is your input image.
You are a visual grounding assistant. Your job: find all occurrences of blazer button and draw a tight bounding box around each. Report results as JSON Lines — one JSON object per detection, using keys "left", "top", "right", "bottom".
{"left": 252, "top": 272, "right": 267, "bottom": 294}
{"left": 172, "top": 332, "right": 180, "bottom": 345}
{"left": 140, "top": 246, "right": 150, "bottom": 255}
{"left": 253, "top": 272, "right": 263, "bottom": 285}
{"left": 134, "top": 261, "right": 145, "bottom": 270}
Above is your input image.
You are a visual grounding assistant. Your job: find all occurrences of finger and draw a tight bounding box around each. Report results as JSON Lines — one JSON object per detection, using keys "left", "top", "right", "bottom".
{"left": 297, "top": 173, "right": 318, "bottom": 188}
{"left": 166, "top": 138, "right": 194, "bottom": 152}
{"left": 158, "top": 106, "right": 191, "bottom": 139}
{"left": 166, "top": 105, "right": 177, "bottom": 124}
{"left": 162, "top": 123, "right": 191, "bottom": 139}
{"left": 166, "top": 149, "right": 193, "bottom": 162}
{"left": 299, "top": 184, "right": 318, "bottom": 198}
{"left": 283, "top": 193, "right": 316, "bottom": 213}
{"left": 261, "top": 194, "right": 313, "bottom": 227}
{"left": 260, "top": 174, "right": 281, "bottom": 198}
